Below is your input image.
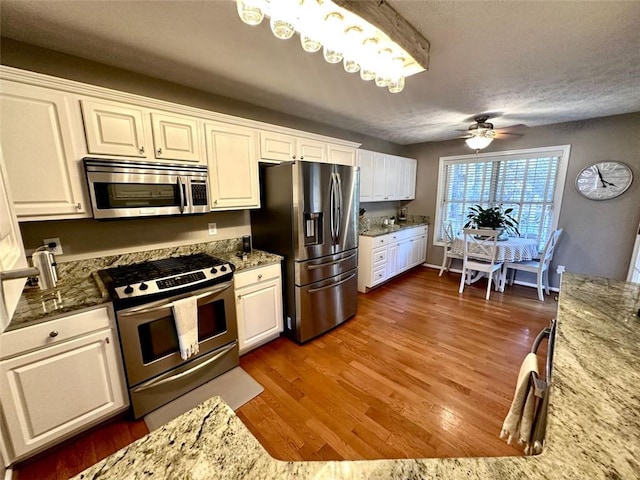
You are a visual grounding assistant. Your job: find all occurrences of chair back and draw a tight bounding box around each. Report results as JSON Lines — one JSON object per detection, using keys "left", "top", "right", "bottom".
{"left": 462, "top": 228, "right": 500, "bottom": 263}
{"left": 540, "top": 229, "right": 563, "bottom": 268}
{"left": 444, "top": 222, "right": 455, "bottom": 246}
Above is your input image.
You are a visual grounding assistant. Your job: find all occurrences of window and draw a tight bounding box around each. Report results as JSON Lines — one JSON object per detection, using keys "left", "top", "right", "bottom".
{"left": 434, "top": 145, "right": 571, "bottom": 251}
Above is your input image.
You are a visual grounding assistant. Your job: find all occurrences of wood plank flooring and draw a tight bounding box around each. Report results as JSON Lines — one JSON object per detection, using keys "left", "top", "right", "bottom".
{"left": 13, "top": 267, "right": 557, "bottom": 478}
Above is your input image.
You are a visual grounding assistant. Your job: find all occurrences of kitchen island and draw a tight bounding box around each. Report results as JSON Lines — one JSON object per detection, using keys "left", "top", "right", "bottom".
{"left": 73, "top": 273, "right": 640, "bottom": 479}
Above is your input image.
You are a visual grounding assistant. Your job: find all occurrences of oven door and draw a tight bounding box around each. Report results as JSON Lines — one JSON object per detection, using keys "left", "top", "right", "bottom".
{"left": 116, "top": 281, "right": 238, "bottom": 388}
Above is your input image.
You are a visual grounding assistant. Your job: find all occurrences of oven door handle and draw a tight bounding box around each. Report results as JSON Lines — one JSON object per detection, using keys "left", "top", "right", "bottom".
{"left": 118, "top": 281, "right": 233, "bottom": 316}
{"left": 307, "top": 252, "right": 357, "bottom": 270}
{"left": 130, "top": 340, "right": 237, "bottom": 393}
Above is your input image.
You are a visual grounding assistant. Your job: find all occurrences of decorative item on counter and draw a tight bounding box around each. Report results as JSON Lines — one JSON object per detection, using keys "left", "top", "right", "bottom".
{"left": 399, "top": 207, "right": 408, "bottom": 221}
{"left": 389, "top": 216, "right": 396, "bottom": 225}
{"left": 359, "top": 207, "right": 366, "bottom": 217}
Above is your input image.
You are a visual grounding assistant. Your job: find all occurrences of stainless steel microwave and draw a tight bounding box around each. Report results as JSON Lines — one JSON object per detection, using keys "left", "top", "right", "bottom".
{"left": 83, "top": 158, "right": 209, "bottom": 219}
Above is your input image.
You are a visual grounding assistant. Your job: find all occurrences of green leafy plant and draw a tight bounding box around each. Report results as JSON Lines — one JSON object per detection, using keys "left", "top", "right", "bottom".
{"left": 464, "top": 205, "right": 520, "bottom": 236}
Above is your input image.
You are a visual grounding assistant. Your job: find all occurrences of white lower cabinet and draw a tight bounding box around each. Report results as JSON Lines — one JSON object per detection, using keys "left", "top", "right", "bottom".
{"left": 234, "top": 263, "right": 283, "bottom": 354}
{"left": 358, "top": 225, "right": 428, "bottom": 292}
{"left": 0, "top": 306, "right": 128, "bottom": 463}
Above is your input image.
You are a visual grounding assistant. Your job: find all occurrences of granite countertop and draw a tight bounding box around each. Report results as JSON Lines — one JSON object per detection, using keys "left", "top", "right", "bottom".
{"left": 360, "top": 221, "right": 428, "bottom": 238}
{"left": 74, "top": 273, "right": 640, "bottom": 479}
{"left": 7, "top": 239, "right": 282, "bottom": 331}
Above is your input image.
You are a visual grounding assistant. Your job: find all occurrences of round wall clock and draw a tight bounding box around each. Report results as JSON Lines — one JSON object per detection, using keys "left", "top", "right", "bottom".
{"left": 575, "top": 161, "right": 633, "bottom": 200}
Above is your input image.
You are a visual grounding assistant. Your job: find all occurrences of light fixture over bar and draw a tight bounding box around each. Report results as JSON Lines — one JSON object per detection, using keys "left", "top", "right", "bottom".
{"left": 235, "top": 0, "right": 430, "bottom": 93}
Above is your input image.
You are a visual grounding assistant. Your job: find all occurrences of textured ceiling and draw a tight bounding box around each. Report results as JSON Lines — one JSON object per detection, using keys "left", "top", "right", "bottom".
{"left": 1, "top": 0, "right": 639, "bottom": 145}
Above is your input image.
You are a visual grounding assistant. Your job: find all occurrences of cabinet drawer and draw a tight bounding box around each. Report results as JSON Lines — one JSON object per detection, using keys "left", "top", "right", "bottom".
{"left": 371, "top": 246, "right": 388, "bottom": 266}
{"left": 371, "top": 234, "right": 389, "bottom": 247}
{"left": 0, "top": 305, "right": 113, "bottom": 359}
{"left": 234, "top": 263, "right": 281, "bottom": 290}
{"left": 372, "top": 266, "right": 387, "bottom": 285}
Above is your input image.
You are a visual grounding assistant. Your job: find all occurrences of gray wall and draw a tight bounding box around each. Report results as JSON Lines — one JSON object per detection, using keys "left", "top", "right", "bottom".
{"left": 404, "top": 112, "right": 640, "bottom": 284}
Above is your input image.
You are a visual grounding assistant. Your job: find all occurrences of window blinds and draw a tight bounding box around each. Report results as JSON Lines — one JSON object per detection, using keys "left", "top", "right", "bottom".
{"left": 436, "top": 148, "right": 566, "bottom": 251}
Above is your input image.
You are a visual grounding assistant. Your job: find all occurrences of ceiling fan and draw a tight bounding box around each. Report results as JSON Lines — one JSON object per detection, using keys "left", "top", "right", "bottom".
{"left": 460, "top": 115, "right": 524, "bottom": 151}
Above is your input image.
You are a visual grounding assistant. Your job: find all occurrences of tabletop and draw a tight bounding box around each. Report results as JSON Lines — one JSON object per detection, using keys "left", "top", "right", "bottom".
{"left": 451, "top": 236, "right": 540, "bottom": 262}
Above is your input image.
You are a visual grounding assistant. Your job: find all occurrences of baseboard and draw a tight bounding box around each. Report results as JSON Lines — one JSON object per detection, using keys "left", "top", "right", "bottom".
{"left": 421, "top": 263, "right": 560, "bottom": 293}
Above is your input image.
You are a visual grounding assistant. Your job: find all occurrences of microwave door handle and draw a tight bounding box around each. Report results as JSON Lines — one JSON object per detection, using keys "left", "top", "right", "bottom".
{"left": 118, "top": 281, "right": 233, "bottom": 316}
{"left": 177, "top": 176, "right": 185, "bottom": 213}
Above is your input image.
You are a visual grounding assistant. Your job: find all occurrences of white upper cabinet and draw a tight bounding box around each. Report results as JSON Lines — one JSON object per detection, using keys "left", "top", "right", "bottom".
{"left": 357, "top": 149, "right": 375, "bottom": 202}
{"left": 150, "top": 112, "right": 201, "bottom": 162}
{"left": 81, "top": 99, "right": 203, "bottom": 163}
{"left": 296, "top": 137, "right": 327, "bottom": 162}
{"left": 0, "top": 81, "right": 88, "bottom": 219}
{"left": 259, "top": 131, "right": 328, "bottom": 163}
{"left": 81, "top": 99, "right": 147, "bottom": 158}
{"left": 358, "top": 149, "right": 417, "bottom": 203}
{"left": 205, "top": 121, "right": 260, "bottom": 210}
{"left": 327, "top": 144, "right": 356, "bottom": 166}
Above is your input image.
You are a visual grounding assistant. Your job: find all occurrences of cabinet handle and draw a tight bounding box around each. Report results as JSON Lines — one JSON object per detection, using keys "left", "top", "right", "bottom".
{"left": 292, "top": 155, "right": 297, "bottom": 160}
{"left": 139, "top": 146, "right": 145, "bottom": 154}
{"left": 105, "top": 337, "right": 110, "bottom": 344}
{"left": 214, "top": 199, "right": 218, "bottom": 205}
{"left": 157, "top": 147, "right": 163, "bottom": 155}
{"left": 258, "top": 274, "right": 262, "bottom": 280}
{"left": 49, "top": 331, "right": 59, "bottom": 337}
{"left": 300, "top": 156, "right": 304, "bottom": 160}
{"left": 76, "top": 202, "right": 82, "bottom": 210}
{"left": 237, "top": 294, "right": 242, "bottom": 300}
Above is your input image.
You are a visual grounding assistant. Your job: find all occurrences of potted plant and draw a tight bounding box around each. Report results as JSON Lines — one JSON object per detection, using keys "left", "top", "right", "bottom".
{"left": 464, "top": 204, "right": 519, "bottom": 238}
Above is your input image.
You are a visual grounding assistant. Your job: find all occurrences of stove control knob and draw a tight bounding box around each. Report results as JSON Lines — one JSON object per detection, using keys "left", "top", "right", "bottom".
{"left": 220, "top": 265, "right": 228, "bottom": 272}
{"left": 210, "top": 267, "right": 218, "bottom": 274}
{"left": 124, "top": 285, "right": 134, "bottom": 294}
{"left": 139, "top": 282, "right": 149, "bottom": 291}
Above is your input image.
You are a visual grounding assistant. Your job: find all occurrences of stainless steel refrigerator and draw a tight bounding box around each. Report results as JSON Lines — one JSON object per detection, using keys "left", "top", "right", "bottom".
{"left": 251, "top": 161, "right": 359, "bottom": 343}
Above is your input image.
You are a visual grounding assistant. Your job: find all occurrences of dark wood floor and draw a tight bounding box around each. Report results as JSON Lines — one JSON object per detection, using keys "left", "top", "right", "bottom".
{"left": 13, "top": 267, "right": 557, "bottom": 478}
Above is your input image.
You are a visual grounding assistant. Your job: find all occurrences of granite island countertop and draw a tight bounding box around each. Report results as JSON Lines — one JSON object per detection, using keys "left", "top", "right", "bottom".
{"left": 73, "top": 273, "right": 640, "bottom": 479}
{"left": 7, "top": 239, "right": 282, "bottom": 331}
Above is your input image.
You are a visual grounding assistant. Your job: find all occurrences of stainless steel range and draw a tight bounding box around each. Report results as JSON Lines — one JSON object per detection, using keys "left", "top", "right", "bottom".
{"left": 98, "top": 253, "right": 239, "bottom": 418}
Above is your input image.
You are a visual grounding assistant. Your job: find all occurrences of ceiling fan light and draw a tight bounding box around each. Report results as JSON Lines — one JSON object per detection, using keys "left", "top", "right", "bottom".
{"left": 236, "top": 0, "right": 265, "bottom": 25}
{"left": 465, "top": 135, "right": 494, "bottom": 150}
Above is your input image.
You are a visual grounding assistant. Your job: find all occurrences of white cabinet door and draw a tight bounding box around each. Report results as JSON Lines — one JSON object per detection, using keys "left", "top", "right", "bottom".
{"left": 0, "top": 82, "right": 88, "bottom": 218}
{"left": 327, "top": 144, "right": 356, "bottom": 166}
{"left": 357, "top": 149, "right": 375, "bottom": 202}
{"left": 396, "top": 239, "right": 412, "bottom": 273}
{"left": 384, "top": 156, "right": 400, "bottom": 200}
{"left": 81, "top": 99, "right": 147, "bottom": 158}
{"left": 0, "top": 327, "right": 127, "bottom": 460}
{"left": 151, "top": 112, "right": 201, "bottom": 162}
{"left": 0, "top": 147, "right": 28, "bottom": 331}
{"left": 235, "top": 265, "right": 283, "bottom": 354}
{"left": 259, "top": 131, "right": 295, "bottom": 162}
{"left": 296, "top": 138, "right": 326, "bottom": 162}
{"left": 403, "top": 158, "right": 417, "bottom": 200}
{"left": 372, "top": 153, "right": 387, "bottom": 201}
{"left": 205, "top": 122, "right": 260, "bottom": 209}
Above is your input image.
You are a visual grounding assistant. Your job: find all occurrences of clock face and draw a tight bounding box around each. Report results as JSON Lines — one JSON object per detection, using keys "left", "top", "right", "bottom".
{"left": 575, "top": 161, "right": 633, "bottom": 200}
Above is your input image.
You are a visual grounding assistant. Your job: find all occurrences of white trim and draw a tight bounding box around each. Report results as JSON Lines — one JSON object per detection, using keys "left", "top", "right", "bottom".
{"left": 0, "top": 66, "right": 361, "bottom": 149}
{"left": 433, "top": 145, "right": 571, "bottom": 248}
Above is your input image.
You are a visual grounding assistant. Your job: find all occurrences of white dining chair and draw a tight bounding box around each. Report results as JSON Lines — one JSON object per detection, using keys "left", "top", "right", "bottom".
{"left": 439, "top": 223, "right": 463, "bottom": 276}
{"left": 504, "top": 229, "right": 563, "bottom": 302}
{"left": 459, "top": 228, "right": 504, "bottom": 300}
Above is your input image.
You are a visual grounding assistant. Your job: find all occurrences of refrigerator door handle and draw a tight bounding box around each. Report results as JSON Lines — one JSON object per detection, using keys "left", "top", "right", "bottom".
{"left": 307, "top": 252, "right": 357, "bottom": 270}
{"left": 329, "top": 172, "right": 337, "bottom": 245}
{"left": 335, "top": 172, "right": 343, "bottom": 244}
{"left": 308, "top": 272, "right": 357, "bottom": 294}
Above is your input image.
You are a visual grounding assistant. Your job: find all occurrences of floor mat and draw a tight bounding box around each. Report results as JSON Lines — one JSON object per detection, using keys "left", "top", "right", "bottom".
{"left": 143, "top": 366, "right": 263, "bottom": 431}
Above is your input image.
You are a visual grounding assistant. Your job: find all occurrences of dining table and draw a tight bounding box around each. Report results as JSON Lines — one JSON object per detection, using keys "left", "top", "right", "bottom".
{"left": 450, "top": 236, "right": 540, "bottom": 263}
{"left": 451, "top": 236, "right": 540, "bottom": 290}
